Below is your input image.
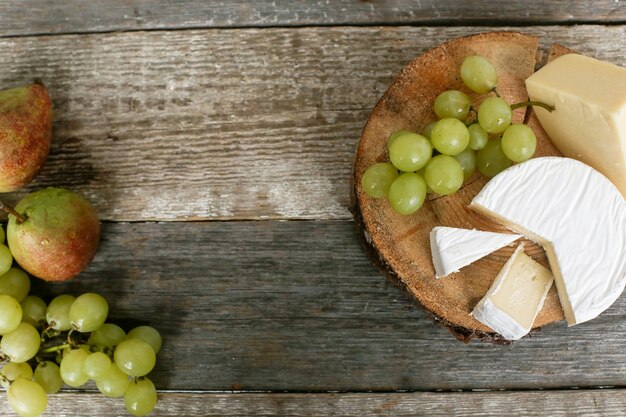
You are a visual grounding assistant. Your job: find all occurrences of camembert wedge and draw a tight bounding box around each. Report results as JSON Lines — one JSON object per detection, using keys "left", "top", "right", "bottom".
{"left": 471, "top": 244, "right": 553, "bottom": 340}
{"left": 430, "top": 226, "right": 521, "bottom": 278}
{"left": 470, "top": 157, "right": 626, "bottom": 326}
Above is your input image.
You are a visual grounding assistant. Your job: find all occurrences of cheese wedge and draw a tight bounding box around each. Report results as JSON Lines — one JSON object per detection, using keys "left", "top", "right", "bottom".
{"left": 470, "top": 157, "right": 626, "bottom": 325}
{"left": 525, "top": 54, "right": 626, "bottom": 198}
{"left": 429, "top": 226, "right": 521, "bottom": 278}
{"left": 471, "top": 244, "right": 554, "bottom": 340}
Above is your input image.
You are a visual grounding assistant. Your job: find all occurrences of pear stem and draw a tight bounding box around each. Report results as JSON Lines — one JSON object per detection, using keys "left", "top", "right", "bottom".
{"left": 0, "top": 200, "right": 26, "bottom": 224}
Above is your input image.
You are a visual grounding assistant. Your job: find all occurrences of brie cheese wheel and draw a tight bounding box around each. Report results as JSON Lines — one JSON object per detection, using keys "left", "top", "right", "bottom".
{"left": 430, "top": 226, "right": 521, "bottom": 278}
{"left": 470, "top": 157, "right": 626, "bottom": 325}
{"left": 525, "top": 54, "right": 626, "bottom": 198}
{"left": 471, "top": 244, "right": 554, "bottom": 340}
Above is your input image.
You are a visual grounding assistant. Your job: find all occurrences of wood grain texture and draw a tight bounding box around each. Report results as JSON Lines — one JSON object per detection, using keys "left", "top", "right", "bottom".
{"left": 23, "top": 220, "right": 626, "bottom": 392}
{"left": 0, "top": 26, "right": 624, "bottom": 221}
{"left": 1, "top": 389, "right": 626, "bottom": 417}
{"left": 1, "top": 1, "right": 625, "bottom": 37}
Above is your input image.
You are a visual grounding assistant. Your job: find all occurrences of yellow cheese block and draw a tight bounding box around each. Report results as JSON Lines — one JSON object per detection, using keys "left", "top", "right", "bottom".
{"left": 525, "top": 54, "right": 626, "bottom": 199}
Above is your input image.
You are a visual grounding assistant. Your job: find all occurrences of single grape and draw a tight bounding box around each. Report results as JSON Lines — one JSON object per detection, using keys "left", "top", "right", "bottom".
{"left": 420, "top": 121, "right": 437, "bottom": 140}
{"left": 477, "top": 97, "right": 512, "bottom": 134}
{"left": 468, "top": 123, "right": 489, "bottom": 150}
{"left": 0, "top": 244, "right": 13, "bottom": 276}
{"left": 7, "top": 378, "right": 47, "bottom": 417}
{"left": 433, "top": 90, "right": 471, "bottom": 120}
{"left": 387, "top": 129, "right": 412, "bottom": 150}
{"left": 460, "top": 55, "right": 498, "bottom": 93}
{"left": 20, "top": 295, "right": 47, "bottom": 328}
{"left": 476, "top": 137, "right": 513, "bottom": 177}
{"left": 0, "top": 268, "right": 30, "bottom": 302}
{"left": 1, "top": 362, "right": 33, "bottom": 389}
{"left": 0, "top": 226, "right": 5, "bottom": 243}
{"left": 69, "top": 292, "right": 109, "bottom": 332}
{"left": 127, "top": 326, "right": 162, "bottom": 354}
{"left": 424, "top": 155, "right": 464, "bottom": 195}
{"left": 46, "top": 294, "right": 75, "bottom": 331}
{"left": 114, "top": 338, "right": 157, "bottom": 377}
{"left": 501, "top": 124, "right": 537, "bottom": 162}
{"left": 388, "top": 132, "right": 432, "bottom": 172}
{"left": 431, "top": 118, "right": 470, "bottom": 156}
{"left": 0, "top": 294, "right": 22, "bottom": 334}
{"left": 387, "top": 173, "right": 427, "bottom": 215}
{"left": 34, "top": 361, "right": 62, "bottom": 394}
{"left": 1, "top": 322, "right": 40, "bottom": 362}
{"left": 60, "top": 348, "right": 90, "bottom": 387}
{"left": 125, "top": 378, "right": 157, "bottom": 417}
{"left": 361, "top": 163, "right": 398, "bottom": 198}
{"left": 453, "top": 148, "right": 476, "bottom": 181}
{"left": 96, "top": 363, "right": 130, "bottom": 398}
{"left": 83, "top": 351, "right": 112, "bottom": 380}
{"left": 88, "top": 323, "right": 127, "bottom": 348}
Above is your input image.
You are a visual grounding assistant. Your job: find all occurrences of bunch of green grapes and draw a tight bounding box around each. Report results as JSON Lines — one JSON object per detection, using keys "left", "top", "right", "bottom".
{"left": 362, "top": 55, "right": 543, "bottom": 215}
{"left": 0, "top": 228, "right": 161, "bottom": 417}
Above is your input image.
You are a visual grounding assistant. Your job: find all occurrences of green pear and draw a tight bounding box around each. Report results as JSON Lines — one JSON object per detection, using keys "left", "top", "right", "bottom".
{"left": 0, "top": 83, "right": 52, "bottom": 192}
{"left": 6, "top": 188, "right": 100, "bottom": 282}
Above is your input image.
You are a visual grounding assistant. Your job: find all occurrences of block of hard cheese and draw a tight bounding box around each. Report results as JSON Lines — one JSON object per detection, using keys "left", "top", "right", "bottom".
{"left": 525, "top": 54, "right": 626, "bottom": 199}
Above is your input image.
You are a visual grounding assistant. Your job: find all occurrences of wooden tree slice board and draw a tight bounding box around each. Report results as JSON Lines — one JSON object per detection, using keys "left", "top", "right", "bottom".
{"left": 352, "top": 32, "right": 571, "bottom": 342}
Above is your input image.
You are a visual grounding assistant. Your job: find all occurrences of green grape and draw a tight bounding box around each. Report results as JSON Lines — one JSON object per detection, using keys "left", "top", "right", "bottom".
{"left": 424, "top": 155, "right": 464, "bottom": 195}
{"left": 477, "top": 97, "right": 512, "bottom": 134}
{"left": 125, "top": 377, "right": 157, "bottom": 417}
{"left": 34, "top": 361, "right": 62, "bottom": 394}
{"left": 96, "top": 363, "right": 130, "bottom": 397}
{"left": 89, "top": 323, "right": 127, "bottom": 348}
{"left": 468, "top": 123, "right": 489, "bottom": 150}
{"left": 20, "top": 295, "right": 47, "bottom": 328}
{"left": 1, "top": 323, "right": 40, "bottom": 363}
{"left": 453, "top": 148, "right": 476, "bottom": 181}
{"left": 501, "top": 123, "right": 537, "bottom": 162}
{"left": 0, "top": 268, "right": 30, "bottom": 302}
{"left": 476, "top": 137, "right": 513, "bottom": 177}
{"left": 60, "top": 348, "right": 89, "bottom": 387}
{"left": 387, "top": 129, "right": 412, "bottom": 150}
{"left": 127, "top": 326, "right": 162, "bottom": 354}
{"left": 7, "top": 378, "right": 47, "bottom": 417}
{"left": 431, "top": 118, "right": 470, "bottom": 156}
{"left": 0, "top": 244, "right": 13, "bottom": 276}
{"left": 1, "top": 362, "right": 33, "bottom": 389}
{"left": 114, "top": 338, "right": 157, "bottom": 377}
{"left": 46, "top": 294, "right": 75, "bottom": 331}
{"left": 361, "top": 163, "right": 398, "bottom": 198}
{"left": 388, "top": 132, "right": 432, "bottom": 172}
{"left": 460, "top": 55, "right": 498, "bottom": 93}
{"left": 387, "top": 173, "right": 427, "bottom": 215}
{"left": 0, "top": 294, "right": 22, "bottom": 334}
{"left": 83, "top": 351, "right": 112, "bottom": 380}
{"left": 420, "top": 121, "right": 437, "bottom": 140}
{"left": 0, "top": 226, "right": 5, "bottom": 243}
{"left": 69, "top": 292, "right": 109, "bottom": 332}
{"left": 433, "top": 90, "right": 471, "bottom": 120}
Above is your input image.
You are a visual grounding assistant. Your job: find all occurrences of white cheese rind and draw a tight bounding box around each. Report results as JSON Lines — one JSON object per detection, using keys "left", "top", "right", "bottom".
{"left": 429, "top": 226, "right": 521, "bottom": 278}
{"left": 470, "top": 157, "right": 626, "bottom": 325}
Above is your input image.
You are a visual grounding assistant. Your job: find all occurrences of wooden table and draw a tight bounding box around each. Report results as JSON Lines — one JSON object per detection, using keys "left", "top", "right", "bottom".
{"left": 0, "top": 2, "right": 625, "bottom": 416}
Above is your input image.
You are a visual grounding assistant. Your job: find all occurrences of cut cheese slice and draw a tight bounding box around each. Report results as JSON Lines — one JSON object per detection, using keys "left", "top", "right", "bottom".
{"left": 471, "top": 244, "right": 554, "bottom": 340}
{"left": 429, "top": 226, "right": 521, "bottom": 278}
{"left": 525, "top": 54, "right": 626, "bottom": 198}
{"left": 470, "top": 157, "right": 626, "bottom": 325}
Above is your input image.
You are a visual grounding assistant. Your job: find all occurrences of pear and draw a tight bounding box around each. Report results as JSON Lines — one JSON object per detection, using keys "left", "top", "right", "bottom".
{"left": 5, "top": 188, "right": 100, "bottom": 282}
{"left": 0, "top": 83, "right": 52, "bottom": 192}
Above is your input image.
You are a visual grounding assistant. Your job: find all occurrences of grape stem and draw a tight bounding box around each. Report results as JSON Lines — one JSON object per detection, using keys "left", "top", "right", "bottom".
{"left": 0, "top": 200, "right": 26, "bottom": 224}
{"left": 511, "top": 100, "right": 555, "bottom": 113}
{"left": 491, "top": 87, "right": 501, "bottom": 98}
{"left": 41, "top": 343, "right": 71, "bottom": 354}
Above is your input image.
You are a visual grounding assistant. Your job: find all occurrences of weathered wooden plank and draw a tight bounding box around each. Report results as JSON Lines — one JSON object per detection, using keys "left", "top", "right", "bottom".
{"left": 0, "top": 26, "right": 624, "bottom": 221}
{"left": 2, "top": 390, "right": 626, "bottom": 417}
{"left": 1, "top": 1, "right": 625, "bottom": 37}
{"left": 24, "top": 220, "right": 626, "bottom": 392}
